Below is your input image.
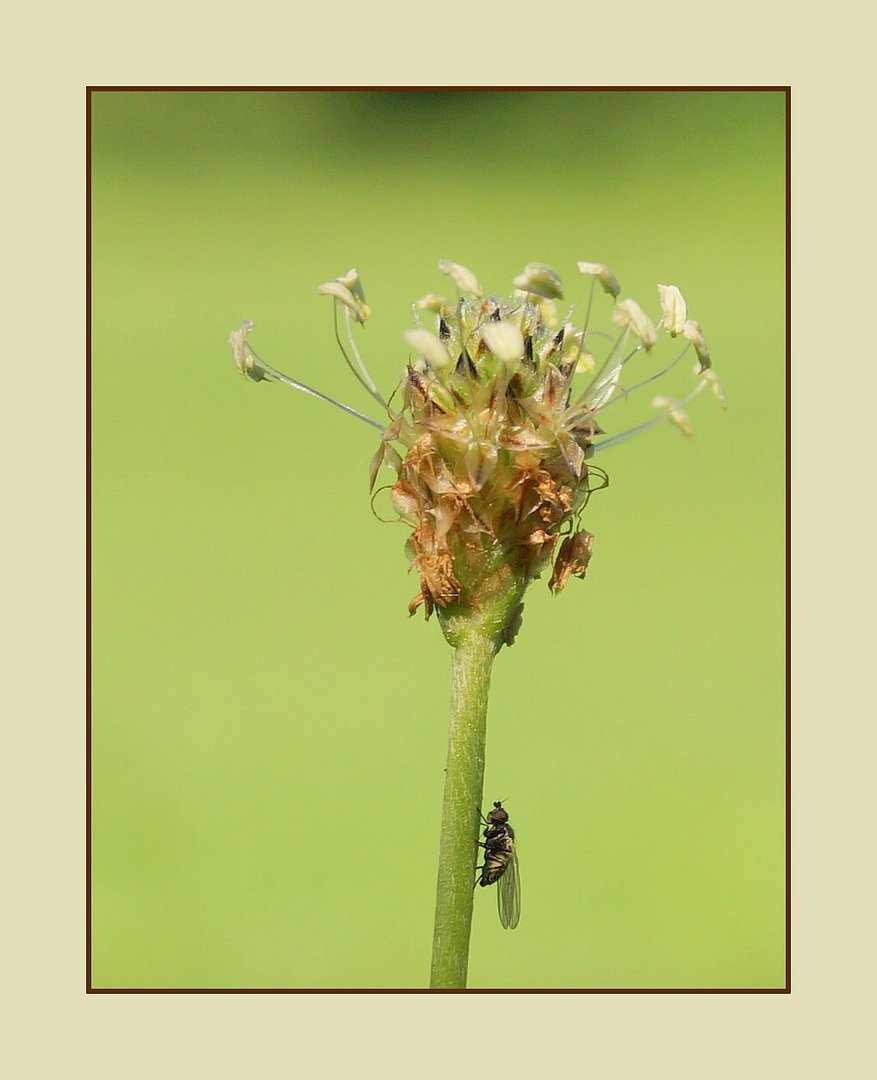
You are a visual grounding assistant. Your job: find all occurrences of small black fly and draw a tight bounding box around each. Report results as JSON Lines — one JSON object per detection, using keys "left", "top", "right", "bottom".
{"left": 476, "top": 801, "right": 521, "bottom": 929}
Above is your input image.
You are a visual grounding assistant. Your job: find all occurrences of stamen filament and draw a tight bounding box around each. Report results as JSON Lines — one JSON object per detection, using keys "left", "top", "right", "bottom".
{"left": 584, "top": 275, "right": 597, "bottom": 330}
{"left": 561, "top": 281, "right": 595, "bottom": 393}
{"left": 576, "top": 327, "right": 628, "bottom": 406}
{"left": 257, "top": 356, "right": 385, "bottom": 431}
{"left": 595, "top": 341, "right": 693, "bottom": 414}
{"left": 342, "top": 306, "right": 389, "bottom": 408}
{"left": 331, "top": 303, "right": 388, "bottom": 411}
{"left": 592, "top": 379, "right": 707, "bottom": 452}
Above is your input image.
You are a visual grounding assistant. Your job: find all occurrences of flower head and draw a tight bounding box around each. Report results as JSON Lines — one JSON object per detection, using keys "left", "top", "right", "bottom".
{"left": 230, "top": 259, "right": 723, "bottom": 644}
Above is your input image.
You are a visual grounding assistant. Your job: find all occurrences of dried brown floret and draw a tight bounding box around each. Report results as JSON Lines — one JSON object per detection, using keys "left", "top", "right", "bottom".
{"left": 408, "top": 588, "right": 435, "bottom": 620}
{"left": 549, "top": 531, "right": 595, "bottom": 594}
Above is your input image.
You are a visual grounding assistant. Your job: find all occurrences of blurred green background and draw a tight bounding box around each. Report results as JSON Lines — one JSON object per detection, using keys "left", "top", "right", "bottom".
{"left": 91, "top": 90, "right": 786, "bottom": 989}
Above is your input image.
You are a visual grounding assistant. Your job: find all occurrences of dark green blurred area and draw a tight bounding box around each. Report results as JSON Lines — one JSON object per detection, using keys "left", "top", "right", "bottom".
{"left": 91, "top": 90, "right": 786, "bottom": 989}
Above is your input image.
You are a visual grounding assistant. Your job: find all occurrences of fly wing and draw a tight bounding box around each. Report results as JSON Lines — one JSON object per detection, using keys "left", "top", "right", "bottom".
{"left": 497, "top": 842, "right": 521, "bottom": 929}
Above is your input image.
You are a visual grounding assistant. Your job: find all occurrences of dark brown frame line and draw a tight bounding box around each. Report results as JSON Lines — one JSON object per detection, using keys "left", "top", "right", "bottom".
{"left": 86, "top": 85, "right": 791, "bottom": 994}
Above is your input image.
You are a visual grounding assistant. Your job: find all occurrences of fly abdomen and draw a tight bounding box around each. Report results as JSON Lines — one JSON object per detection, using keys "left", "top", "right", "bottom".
{"left": 479, "top": 856, "right": 510, "bottom": 886}
{"left": 478, "top": 827, "right": 514, "bottom": 886}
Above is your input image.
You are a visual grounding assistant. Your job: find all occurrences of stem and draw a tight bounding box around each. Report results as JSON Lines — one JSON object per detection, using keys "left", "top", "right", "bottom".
{"left": 429, "top": 627, "right": 495, "bottom": 989}
{"left": 429, "top": 563, "right": 525, "bottom": 989}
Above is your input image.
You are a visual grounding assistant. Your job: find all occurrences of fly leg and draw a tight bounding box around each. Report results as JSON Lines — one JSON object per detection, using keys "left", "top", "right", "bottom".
{"left": 474, "top": 837, "right": 492, "bottom": 888}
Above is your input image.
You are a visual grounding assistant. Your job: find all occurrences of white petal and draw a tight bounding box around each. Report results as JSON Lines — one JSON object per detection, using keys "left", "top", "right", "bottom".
{"left": 512, "top": 261, "right": 564, "bottom": 299}
{"left": 657, "top": 284, "right": 687, "bottom": 335}
{"left": 480, "top": 320, "right": 524, "bottom": 364}
{"left": 228, "top": 319, "right": 253, "bottom": 373}
{"left": 404, "top": 328, "right": 452, "bottom": 370}
{"left": 577, "top": 260, "right": 621, "bottom": 298}
{"left": 437, "top": 259, "right": 482, "bottom": 296}
{"left": 415, "top": 293, "right": 452, "bottom": 315}
{"left": 700, "top": 368, "right": 727, "bottom": 408}
{"left": 612, "top": 299, "right": 658, "bottom": 350}
{"left": 317, "top": 280, "right": 370, "bottom": 324}
{"left": 652, "top": 395, "right": 693, "bottom": 436}
{"left": 337, "top": 267, "right": 368, "bottom": 307}
{"left": 681, "top": 319, "right": 711, "bottom": 369}
{"left": 575, "top": 350, "right": 595, "bottom": 375}
{"left": 228, "top": 319, "right": 268, "bottom": 381}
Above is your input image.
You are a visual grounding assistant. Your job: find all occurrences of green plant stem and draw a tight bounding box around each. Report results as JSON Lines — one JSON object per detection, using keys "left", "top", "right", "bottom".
{"left": 429, "top": 627, "right": 495, "bottom": 989}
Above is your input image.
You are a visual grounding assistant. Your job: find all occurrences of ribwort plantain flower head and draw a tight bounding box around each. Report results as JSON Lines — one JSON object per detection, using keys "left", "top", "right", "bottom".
{"left": 229, "top": 260, "right": 724, "bottom": 646}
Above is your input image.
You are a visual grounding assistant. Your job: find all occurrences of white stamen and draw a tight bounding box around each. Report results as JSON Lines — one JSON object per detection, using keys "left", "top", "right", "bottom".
{"left": 416, "top": 293, "right": 452, "bottom": 315}
{"left": 577, "top": 261, "right": 621, "bottom": 298}
{"left": 657, "top": 284, "right": 687, "bottom": 335}
{"left": 651, "top": 395, "right": 693, "bottom": 436}
{"left": 318, "top": 280, "right": 370, "bottom": 325}
{"left": 480, "top": 320, "right": 525, "bottom": 364}
{"left": 681, "top": 319, "right": 711, "bottom": 369}
{"left": 512, "top": 262, "right": 564, "bottom": 300}
{"left": 404, "top": 328, "right": 453, "bottom": 371}
{"left": 612, "top": 299, "right": 658, "bottom": 350}
{"left": 438, "top": 259, "right": 482, "bottom": 297}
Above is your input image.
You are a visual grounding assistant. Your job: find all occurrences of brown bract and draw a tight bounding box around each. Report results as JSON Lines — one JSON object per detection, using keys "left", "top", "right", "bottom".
{"left": 548, "top": 530, "right": 595, "bottom": 595}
